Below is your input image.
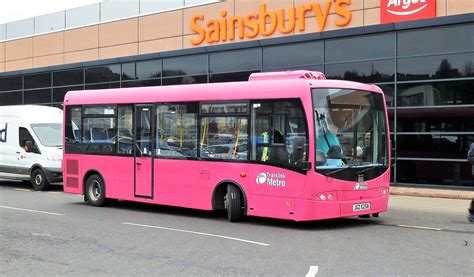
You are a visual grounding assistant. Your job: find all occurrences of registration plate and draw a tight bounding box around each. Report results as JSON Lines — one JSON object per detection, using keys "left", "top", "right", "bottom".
{"left": 352, "top": 202, "right": 370, "bottom": 212}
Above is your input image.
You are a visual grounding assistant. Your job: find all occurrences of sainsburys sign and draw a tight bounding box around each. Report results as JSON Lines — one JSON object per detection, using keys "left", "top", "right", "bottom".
{"left": 381, "top": 0, "right": 436, "bottom": 23}
{"left": 190, "top": 0, "right": 352, "bottom": 46}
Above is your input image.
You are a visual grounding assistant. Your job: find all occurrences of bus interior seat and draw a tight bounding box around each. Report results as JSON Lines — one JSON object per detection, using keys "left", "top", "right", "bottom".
{"left": 269, "top": 130, "right": 289, "bottom": 164}
{"left": 291, "top": 137, "right": 305, "bottom": 166}
{"left": 73, "top": 129, "right": 81, "bottom": 140}
{"left": 91, "top": 127, "right": 108, "bottom": 142}
{"left": 107, "top": 128, "right": 117, "bottom": 140}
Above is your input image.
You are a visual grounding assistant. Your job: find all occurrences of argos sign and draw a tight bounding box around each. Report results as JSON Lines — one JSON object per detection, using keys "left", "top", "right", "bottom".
{"left": 381, "top": 0, "right": 436, "bottom": 23}
{"left": 190, "top": 0, "right": 352, "bottom": 46}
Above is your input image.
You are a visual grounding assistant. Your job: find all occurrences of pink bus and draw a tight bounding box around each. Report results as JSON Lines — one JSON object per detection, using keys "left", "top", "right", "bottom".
{"left": 62, "top": 71, "right": 390, "bottom": 222}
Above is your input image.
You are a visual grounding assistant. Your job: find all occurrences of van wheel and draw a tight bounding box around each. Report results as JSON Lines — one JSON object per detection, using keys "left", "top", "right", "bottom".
{"left": 225, "top": 184, "right": 243, "bottom": 222}
{"left": 85, "top": 175, "right": 106, "bottom": 207}
{"left": 31, "top": 168, "right": 49, "bottom": 191}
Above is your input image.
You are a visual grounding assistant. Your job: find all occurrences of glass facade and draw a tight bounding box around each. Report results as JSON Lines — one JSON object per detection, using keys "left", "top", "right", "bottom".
{"left": 34, "top": 11, "right": 65, "bottom": 34}
{"left": 0, "top": 22, "right": 473, "bottom": 188}
{"left": 1, "top": 0, "right": 221, "bottom": 41}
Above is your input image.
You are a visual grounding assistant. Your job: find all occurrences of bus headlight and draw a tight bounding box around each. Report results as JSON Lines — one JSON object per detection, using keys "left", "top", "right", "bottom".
{"left": 312, "top": 192, "right": 336, "bottom": 201}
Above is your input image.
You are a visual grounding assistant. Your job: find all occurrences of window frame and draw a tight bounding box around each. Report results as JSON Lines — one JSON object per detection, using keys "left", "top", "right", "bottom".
{"left": 80, "top": 104, "right": 118, "bottom": 156}
{"left": 155, "top": 102, "right": 199, "bottom": 160}
{"left": 249, "top": 98, "right": 310, "bottom": 173}
{"left": 19, "top": 127, "right": 35, "bottom": 148}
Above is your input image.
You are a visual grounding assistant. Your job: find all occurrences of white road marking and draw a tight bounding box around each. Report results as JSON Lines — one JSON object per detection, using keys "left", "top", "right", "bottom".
{"left": 14, "top": 188, "right": 32, "bottom": 192}
{"left": 398, "top": 224, "right": 442, "bottom": 231}
{"left": 306, "top": 266, "right": 319, "bottom": 277}
{"left": 0, "top": 205, "right": 64, "bottom": 216}
{"left": 123, "top": 222, "right": 269, "bottom": 246}
{"left": 47, "top": 191, "right": 63, "bottom": 195}
{"left": 32, "top": 233, "right": 51, "bottom": 237}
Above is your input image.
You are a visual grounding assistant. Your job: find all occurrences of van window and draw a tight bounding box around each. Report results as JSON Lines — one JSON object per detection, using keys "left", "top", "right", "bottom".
{"left": 19, "top": 127, "right": 35, "bottom": 148}
{"left": 31, "top": 123, "right": 62, "bottom": 147}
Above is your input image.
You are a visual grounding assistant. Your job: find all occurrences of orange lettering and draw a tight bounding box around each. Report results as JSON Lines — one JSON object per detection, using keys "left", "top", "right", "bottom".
{"left": 189, "top": 1, "right": 352, "bottom": 45}
{"left": 335, "top": 0, "right": 352, "bottom": 26}
{"left": 277, "top": 8, "right": 296, "bottom": 34}
{"left": 190, "top": 14, "right": 205, "bottom": 45}
{"left": 220, "top": 10, "right": 228, "bottom": 41}
{"left": 259, "top": 4, "right": 277, "bottom": 36}
{"left": 297, "top": 4, "right": 313, "bottom": 32}
{"left": 205, "top": 19, "right": 220, "bottom": 43}
{"left": 244, "top": 13, "right": 259, "bottom": 38}
{"left": 229, "top": 16, "right": 245, "bottom": 40}
{"left": 312, "top": 2, "right": 332, "bottom": 32}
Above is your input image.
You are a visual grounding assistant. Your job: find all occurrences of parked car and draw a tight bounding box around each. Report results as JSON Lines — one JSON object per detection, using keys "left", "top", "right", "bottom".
{"left": 0, "top": 105, "right": 63, "bottom": 190}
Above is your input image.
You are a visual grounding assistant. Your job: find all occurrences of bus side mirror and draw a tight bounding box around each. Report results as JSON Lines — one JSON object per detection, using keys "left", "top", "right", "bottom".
{"left": 301, "top": 161, "right": 312, "bottom": 171}
{"left": 25, "top": 141, "right": 40, "bottom": 154}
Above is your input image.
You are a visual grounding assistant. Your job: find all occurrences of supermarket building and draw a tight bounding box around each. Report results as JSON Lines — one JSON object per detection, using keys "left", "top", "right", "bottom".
{"left": 0, "top": 0, "right": 473, "bottom": 189}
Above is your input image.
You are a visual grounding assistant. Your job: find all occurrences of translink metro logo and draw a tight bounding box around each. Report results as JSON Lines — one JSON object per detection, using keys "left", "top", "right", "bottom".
{"left": 256, "top": 172, "right": 286, "bottom": 187}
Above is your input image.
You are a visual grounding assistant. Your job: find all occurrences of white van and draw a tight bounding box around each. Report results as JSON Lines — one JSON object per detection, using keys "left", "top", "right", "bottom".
{"left": 0, "top": 105, "right": 63, "bottom": 190}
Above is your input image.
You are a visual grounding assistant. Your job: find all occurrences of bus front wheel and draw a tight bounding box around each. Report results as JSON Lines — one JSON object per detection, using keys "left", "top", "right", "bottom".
{"left": 225, "top": 184, "right": 243, "bottom": 222}
{"left": 85, "top": 175, "right": 106, "bottom": 207}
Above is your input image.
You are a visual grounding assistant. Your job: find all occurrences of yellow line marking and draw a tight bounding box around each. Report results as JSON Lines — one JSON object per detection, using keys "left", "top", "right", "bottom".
{"left": 14, "top": 188, "right": 32, "bottom": 192}
{"left": 398, "top": 224, "right": 442, "bottom": 231}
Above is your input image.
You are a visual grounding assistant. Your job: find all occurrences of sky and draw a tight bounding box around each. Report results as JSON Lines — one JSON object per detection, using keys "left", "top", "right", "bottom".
{"left": 0, "top": 0, "right": 103, "bottom": 24}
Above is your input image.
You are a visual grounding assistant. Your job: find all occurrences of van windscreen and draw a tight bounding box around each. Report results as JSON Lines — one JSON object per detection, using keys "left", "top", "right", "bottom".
{"left": 31, "top": 123, "right": 63, "bottom": 147}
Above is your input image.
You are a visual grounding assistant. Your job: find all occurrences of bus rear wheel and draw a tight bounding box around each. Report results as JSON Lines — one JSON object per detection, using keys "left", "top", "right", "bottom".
{"left": 85, "top": 175, "right": 106, "bottom": 207}
{"left": 225, "top": 184, "right": 243, "bottom": 222}
{"left": 31, "top": 168, "right": 49, "bottom": 191}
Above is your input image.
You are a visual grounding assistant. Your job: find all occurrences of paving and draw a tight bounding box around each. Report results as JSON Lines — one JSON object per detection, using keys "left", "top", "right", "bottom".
{"left": 389, "top": 195, "right": 471, "bottom": 215}
{"left": 391, "top": 186, "right": 474, "bottom": 200}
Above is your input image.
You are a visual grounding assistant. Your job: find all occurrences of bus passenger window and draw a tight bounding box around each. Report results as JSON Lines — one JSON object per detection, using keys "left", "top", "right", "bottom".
{"left": 117, "top": 105, "right": 134, "bottom": 155}
{"left": 156, "top": 103, "right": 198, "bottom": 158}
{"left": 81, "top": 106, "right": 117, "bottom": 155}
{"left": 200, "top": 116, "right": 248, "bottom": 160}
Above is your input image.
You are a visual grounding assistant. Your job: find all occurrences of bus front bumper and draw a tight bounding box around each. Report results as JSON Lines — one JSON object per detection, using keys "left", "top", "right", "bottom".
{"left": 293, "top": 194, "right": 389, "bottom": 221}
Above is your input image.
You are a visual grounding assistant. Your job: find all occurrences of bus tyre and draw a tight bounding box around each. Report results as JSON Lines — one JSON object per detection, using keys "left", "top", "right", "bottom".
{"left": 85, "top": 175, "right": 106, "bottom": 207}
{"left": 225, "top": 184, "right": 243, "bottom": 222}
{"left": 31, "top": 168, "right": 49, "bottom": 191}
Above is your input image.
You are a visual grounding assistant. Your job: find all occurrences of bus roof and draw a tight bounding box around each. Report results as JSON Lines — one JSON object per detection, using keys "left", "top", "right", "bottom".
{"left": 64, "top": 74, "right": 382, "bottom": 106}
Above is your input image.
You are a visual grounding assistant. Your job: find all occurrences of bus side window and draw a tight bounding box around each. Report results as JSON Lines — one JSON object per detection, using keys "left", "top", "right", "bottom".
{"left": 65, "top": 106, "right": 82, "bottom": 154}
{"left": 251, "top": 100, "right": 308, "bottom": 168}
{"left": 117, "top": 105, "right": 134, "bottom": 155}
{"left": 82, "top": 106, "right": 117, "bottom": 155}
{"left": 156, "top": 103, "right": 198, "bottom": 158}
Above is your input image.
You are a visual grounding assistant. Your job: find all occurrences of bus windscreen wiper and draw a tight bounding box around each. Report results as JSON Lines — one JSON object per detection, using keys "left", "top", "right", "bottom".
{"left": 326, "top": 164, "right": 355, "bottom": 176}
{"left": 354, "top": 165, "right": 383, "bottom": 175}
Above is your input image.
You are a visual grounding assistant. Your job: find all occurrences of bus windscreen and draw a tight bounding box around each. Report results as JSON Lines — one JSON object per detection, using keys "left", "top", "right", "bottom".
{"left": 312, "top": 88, "right": 388, "bottom": 177}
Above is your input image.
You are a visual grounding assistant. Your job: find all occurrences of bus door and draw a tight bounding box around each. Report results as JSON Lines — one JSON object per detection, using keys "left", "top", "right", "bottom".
{"left": 134, "top": 105, "right": 154, "bottom": 198}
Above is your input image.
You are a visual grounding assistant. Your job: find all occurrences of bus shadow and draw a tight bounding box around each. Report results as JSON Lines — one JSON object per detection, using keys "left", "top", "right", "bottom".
{"left": 99, "top": 200, "right": 224, "bottom": 221}
{"left": 93, "top": 199, "right": 378, "bottom": 231}
{"left": 0, "top": 180, "right": 63, "bottom": 191}
{"left": 244, "top": 216, "right": 377, "bottom": 231}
